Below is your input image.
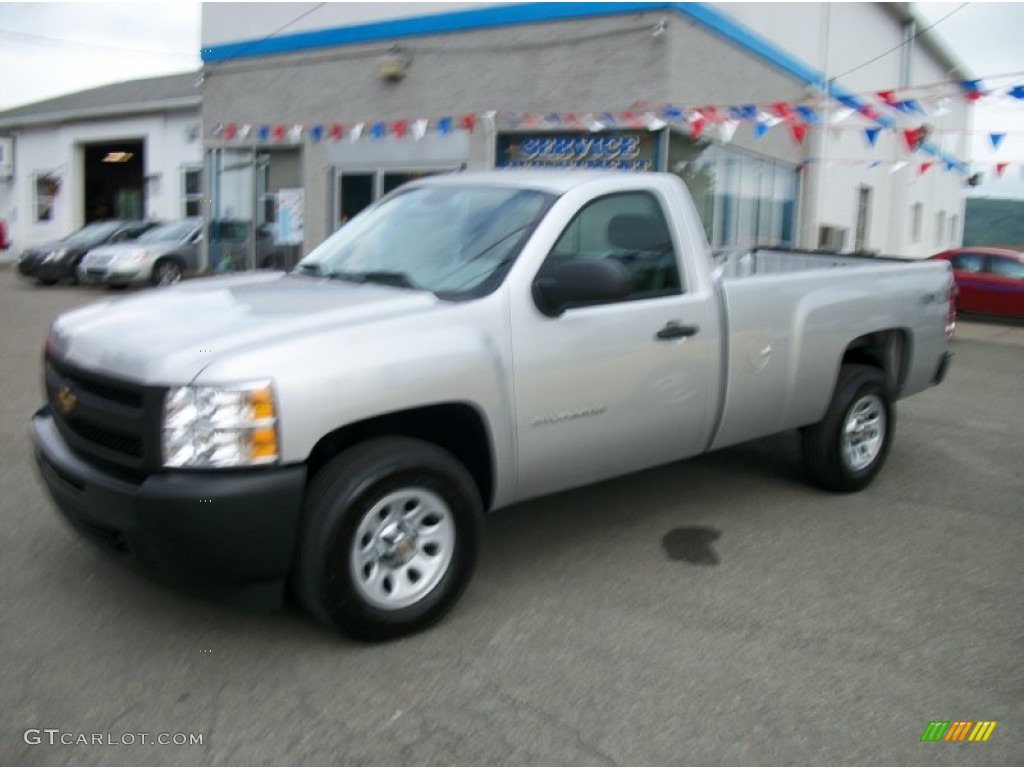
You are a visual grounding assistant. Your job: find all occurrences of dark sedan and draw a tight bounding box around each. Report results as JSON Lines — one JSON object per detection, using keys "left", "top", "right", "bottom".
{"left": 929, "top": 247, "right": 1024, "bottom": 320}
{"left": 17, "top": 220, "right": 159, "bottom": 285}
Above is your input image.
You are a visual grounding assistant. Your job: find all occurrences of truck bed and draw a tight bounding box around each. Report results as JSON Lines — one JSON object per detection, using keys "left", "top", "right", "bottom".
{"left": 713, "top": 248, "right": 909, "bottom": 279}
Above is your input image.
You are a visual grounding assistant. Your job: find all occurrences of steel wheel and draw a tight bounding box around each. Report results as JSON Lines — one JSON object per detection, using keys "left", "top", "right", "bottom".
{"left": 153, "top": 259, "right": 182, "bottom": 286}
{"left": 350, "top": 487, "right": 456, "bottom": 610}
{"left": 842, "top": 394, "right": 886, "bottom": 472}
{"left": 802, "top": 364, "right": 894, "bottom": 492}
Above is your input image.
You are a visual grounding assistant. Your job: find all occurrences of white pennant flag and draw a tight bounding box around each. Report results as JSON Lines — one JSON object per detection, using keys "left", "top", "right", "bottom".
{"left": 757, "top": 111, "right": 783, "bottom": 127}
{"left": 831, "top": 107, "right": 855, "bottom": 125}
{"left": 411, "top": 118, "right": 428, "bottom": 141}
{"left": 932, "top": 96, "right": 951, "bottom": 118}
{"left": 717, "top": 119, "right": 739, "bottom": 144}
{"left": 237, "top": 124, "right": 252, "bottom": 140}
{"left": 584, "top": 114, "right": 605, "bottom": 133}
{"left": 890, "top": 161, "right": 908, "bottom": 174}
{"left": 349, "top": 122, "right": 364, "bottom": 142}
{"left": 288, "top": 124, "right": 303, "bottom": 143}
{"left": 646, "top": 113, "right": 667, "bottom": 131}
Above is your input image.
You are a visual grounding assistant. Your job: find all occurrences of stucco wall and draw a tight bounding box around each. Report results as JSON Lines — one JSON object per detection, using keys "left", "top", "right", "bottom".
{"left": 0, "top": 109, "right": 202, "bottom": 253}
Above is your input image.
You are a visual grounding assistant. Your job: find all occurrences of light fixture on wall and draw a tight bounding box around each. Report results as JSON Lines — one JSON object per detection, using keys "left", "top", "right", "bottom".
{"left": 377, "top": 47, "right": 409, "bottom": 83}
{"left": 102, "top": 152, "right": 134, "bottom": 163}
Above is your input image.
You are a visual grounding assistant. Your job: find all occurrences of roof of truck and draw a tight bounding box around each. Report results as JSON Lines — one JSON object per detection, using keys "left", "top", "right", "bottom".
{"left": 412, "top": 170, "right": 669, "bottom": 194}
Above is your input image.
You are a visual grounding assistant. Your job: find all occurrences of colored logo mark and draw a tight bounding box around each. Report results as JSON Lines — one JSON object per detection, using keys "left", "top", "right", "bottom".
{"left": 920, "top": 721, "right": 997, "bottom": 742}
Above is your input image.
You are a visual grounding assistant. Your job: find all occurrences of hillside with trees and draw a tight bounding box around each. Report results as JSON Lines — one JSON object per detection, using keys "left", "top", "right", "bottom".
{"left": 963, "top": 198, "right": 1024, "bottom": 249}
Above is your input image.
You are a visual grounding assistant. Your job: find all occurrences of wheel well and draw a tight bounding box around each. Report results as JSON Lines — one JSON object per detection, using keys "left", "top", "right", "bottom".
{"left": 841, "top": 330, "right": 910, "bottom": 395}
{"left": 305, "top": 403, "right": 494, "bottom": 509}
{"left": 156, "top": 254, "right": 185, "bottom": 267}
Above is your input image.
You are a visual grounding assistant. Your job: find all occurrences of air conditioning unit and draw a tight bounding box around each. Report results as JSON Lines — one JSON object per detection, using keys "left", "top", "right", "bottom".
{"left": 818, "top": 224, "right": 847, "bottom": 252}
{"left": 0, "top": 137, "right": 13, "bottom": 180}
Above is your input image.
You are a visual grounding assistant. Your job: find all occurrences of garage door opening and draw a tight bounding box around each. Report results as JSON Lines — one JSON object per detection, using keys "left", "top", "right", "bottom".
{"left": 83, "top": 140, "right": 144, "bottom": 222}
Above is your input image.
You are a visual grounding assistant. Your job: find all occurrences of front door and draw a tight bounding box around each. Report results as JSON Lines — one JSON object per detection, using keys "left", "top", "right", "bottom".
{"left": 510, "top": 189, "right": 719, "bottom": 500}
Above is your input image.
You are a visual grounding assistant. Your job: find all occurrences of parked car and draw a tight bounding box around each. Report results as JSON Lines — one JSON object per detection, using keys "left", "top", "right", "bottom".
{"left": 17, "top": 220, "right": 159, "bottom": 285}
{"left": 79, "top": 218, "right": 202, "bottom": 287}
{"left": 31, "top": 172, "right": 953, "bottom": 640}
{"left": 929, "top": 247, "right": 1024, "bottom": 320}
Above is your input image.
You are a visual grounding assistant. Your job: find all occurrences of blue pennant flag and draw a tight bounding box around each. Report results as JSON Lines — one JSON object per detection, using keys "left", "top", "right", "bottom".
{"left": 896, "top": 99, "right": 923, "bottom": 114}
{"left": 990, "top": 133, "right": 1006, "bottom": 150}
{"left": 309, "top": 125, "right": 324, "bottom": 143}
{"left": 1008, "top": 85, "right": 1024, "bottom": 100}
{"left": 663, "top": 105, "right": 684, "bottom": 122}
{"left": 794, "top": 105, "right": 818, "bottom": 124}
{"left": 729, "top": 104, "right": 758, "bottom": 121}
{"left": 864, "top": 127, "right": 881, "bottom": 147}
{"left": 945, "top": 159, "right": 957, "bottom": 172}
{"left": 437, "top": 117, "right": 452, "bottom": 135}
{"left": 370, "top": 122, "right": 386, "bottom": 139}
{"left": 600, "top": 112, "right": 616, "bottom": 125}
{"left": 753, "top": 122, "right": 769, "bottom": 139}
{"left": 256, "top": 124, "right": 270, "bottom": 142}
{"left": 836, "top": 95, "right": 862, "bottom": 111}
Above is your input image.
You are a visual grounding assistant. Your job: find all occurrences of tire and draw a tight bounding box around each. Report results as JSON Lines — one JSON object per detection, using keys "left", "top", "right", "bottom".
{"left": 801, "top": 364, "right": 894, "bottom": 492}
{"left": 295, "top": 437, "right": 483, "bottom": 641}
{"left": 152, "top": 258, "right": 183, "bottom": 286}
{"left": 36, "top": 278, "right": 58, "bottom": 286}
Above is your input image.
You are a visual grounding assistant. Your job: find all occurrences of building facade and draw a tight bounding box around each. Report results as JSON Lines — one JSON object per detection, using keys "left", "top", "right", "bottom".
{"left": 199, "top": 2, "right": 971, "bottom": 265}
{"left": 0, "top": 73, "right": 202, "bottom": 255}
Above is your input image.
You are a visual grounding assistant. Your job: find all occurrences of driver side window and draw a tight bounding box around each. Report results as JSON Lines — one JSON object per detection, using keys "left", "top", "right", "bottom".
{"left": 542, "top": 191, "right": 681, "bottom": 301}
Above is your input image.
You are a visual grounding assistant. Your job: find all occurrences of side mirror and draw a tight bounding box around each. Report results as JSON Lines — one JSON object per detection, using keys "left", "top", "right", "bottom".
{"left": 532, "top": 258, "right": 632, "bottom": 318}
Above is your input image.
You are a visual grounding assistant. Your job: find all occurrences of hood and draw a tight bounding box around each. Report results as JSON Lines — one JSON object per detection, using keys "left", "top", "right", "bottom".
{"left": 50, "top": 272, "right": 443, "bottom": 384}
{"left": 21, "top": 241, "right": 63, "bottom": 257}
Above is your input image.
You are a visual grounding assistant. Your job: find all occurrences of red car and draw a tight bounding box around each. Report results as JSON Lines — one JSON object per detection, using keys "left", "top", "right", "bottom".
{"left": 929, "top": 247, "right": 1024, "bottom": 320}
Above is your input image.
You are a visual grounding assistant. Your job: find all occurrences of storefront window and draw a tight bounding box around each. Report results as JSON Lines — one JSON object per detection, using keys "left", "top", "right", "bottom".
{"left": 667, "top": 131, "right": 796, "bottom": 249}
{"left": 182, "top": 166, "right": 202, "bottom": 216}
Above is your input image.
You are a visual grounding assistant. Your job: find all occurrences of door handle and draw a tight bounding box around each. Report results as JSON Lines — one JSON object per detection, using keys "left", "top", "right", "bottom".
{"left": 656, "top": 322, "right": 699, "bottom": 340}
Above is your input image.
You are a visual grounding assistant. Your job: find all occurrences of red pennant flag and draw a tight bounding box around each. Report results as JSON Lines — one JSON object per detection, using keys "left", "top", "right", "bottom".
{"left": 329, "top": 123, "right": 344, "bottom": 141}
{"left": 918, "top": 162, "right": 933, "bottom": 176}
{"left": 701, "top": 106, "right": 721, "bottom": 123}
{"left": 271, "top": 124, "right": 286, "bottom": 142}
{"left": 459, "top": 114, "right": 476, "bottom": 132}
{"left": 223, "top": 123, "right": 237, "bottom": 140}
{"left": 858, "top": 105, "right": 881, "bottom": 121}
{"left": 877, "top": 90, "right": 899, "bottom": 106}
{"left": 391, "top": 120, "right": 407, "bottom": 139}
{"left": 771, "top": 102, "right": 793, "bottom": 121}
{"left": 789, "top": 122, "right": 808, "bottom": 145}
{"left": 902, "top": 128, "right": 922, "bottom": 152}
{"left": 689, "top": 115, "right": 707, "bottom": 140}
{"left": 996, "top": 162, "right": 1009, "bottom": 178}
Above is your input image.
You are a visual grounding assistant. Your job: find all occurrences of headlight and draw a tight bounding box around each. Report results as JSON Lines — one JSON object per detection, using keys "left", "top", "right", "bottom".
{"left": 118, "top": 248, "right": 148, "bottom": 263}
{"left": 162, "top": 381, "right": 279, "bottom": 468}
{"left": 43, "top": 248, "right": 68, "bottom": 263}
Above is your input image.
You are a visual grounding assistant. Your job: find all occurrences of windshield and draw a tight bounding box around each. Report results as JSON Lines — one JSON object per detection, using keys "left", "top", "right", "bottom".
{"left": 62, "top": 221, "right": 123, "bottom": 246}
{"left": 139, "top": 220, "right": 199, "bottom": 243}
{"left": 297, "top": 184, "right": 555, "bottom": 297}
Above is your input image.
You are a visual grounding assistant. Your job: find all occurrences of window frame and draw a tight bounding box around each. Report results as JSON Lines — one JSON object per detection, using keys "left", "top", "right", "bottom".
{"left": 182, "top": 165, "right": 203, "bottom": 217}
{"left": 539, "top": 189, "right": 684, "bottom": 309}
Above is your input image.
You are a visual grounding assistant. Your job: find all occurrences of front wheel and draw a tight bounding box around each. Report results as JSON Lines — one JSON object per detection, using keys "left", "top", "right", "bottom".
{"left": 801, "top": 364, "right": 894, "bottom": 492}
{"left": 295, "top": 438, "right": 483, "bottom": 641}
{"left": 152, "top": 258, "right": 183, "bottom": 286}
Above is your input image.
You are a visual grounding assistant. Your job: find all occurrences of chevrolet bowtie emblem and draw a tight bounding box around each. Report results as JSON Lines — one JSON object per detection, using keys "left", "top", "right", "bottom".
{"left": 56, "top": 385, "right": 77, "bottom": 415}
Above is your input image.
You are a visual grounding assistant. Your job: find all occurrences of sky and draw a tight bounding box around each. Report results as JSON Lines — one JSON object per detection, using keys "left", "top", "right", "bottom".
{"left": 1, "top": 1, "right": 1023, "bottom": 198}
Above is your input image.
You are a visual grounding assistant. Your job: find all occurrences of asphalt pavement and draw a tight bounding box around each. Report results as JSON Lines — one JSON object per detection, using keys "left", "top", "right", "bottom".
{"left": 1, "top": 270, "right": 1021, "bottom": 766}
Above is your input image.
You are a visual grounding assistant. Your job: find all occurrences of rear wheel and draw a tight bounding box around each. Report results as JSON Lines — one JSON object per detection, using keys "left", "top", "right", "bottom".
{"left": 295, "top": 438, "right": 482, "bottom": 641}
{"left": 802, "top": 364, "right": 894, "bottom": 492}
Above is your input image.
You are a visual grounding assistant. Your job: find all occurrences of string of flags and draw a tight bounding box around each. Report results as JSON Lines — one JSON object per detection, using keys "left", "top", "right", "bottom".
{"left": 208, "top": 75, "right": 1024, "bottom": 177}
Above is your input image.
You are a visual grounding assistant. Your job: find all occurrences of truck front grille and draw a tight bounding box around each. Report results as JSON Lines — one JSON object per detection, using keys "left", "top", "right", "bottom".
{"left": 44, "top": 355, "right": 164, "bottom": 476}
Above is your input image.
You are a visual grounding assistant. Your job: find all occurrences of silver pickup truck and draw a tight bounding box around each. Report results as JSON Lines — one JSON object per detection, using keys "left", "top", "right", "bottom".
{"left": 31, "top": 171, "right": 954, "bottom": 640}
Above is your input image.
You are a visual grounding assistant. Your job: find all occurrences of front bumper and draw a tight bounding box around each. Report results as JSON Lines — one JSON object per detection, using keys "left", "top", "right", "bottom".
{"left": 31, "top": 408, "right": 307, "bottom": 606}
{"left": 78, "top": 265, "right": 143, "bottom": 285}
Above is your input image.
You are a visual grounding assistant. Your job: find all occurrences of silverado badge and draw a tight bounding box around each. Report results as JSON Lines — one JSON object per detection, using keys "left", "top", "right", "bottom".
{"left": 56, "top": 386, "right": 77, "bottom": 415}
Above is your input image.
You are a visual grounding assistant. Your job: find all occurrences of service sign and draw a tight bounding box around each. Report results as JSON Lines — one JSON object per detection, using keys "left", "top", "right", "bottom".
{"left": 496, "top": 131, "right": 659, "bottom": 171}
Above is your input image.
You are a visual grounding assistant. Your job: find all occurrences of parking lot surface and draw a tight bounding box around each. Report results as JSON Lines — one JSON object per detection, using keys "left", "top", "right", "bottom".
{"left": 2, "top": 271, "right": 1021, "bottom": 766}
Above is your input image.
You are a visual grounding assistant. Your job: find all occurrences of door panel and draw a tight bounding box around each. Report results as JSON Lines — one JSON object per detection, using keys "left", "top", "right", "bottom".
{"left": 509, "top": 190, "right": 718, "bottom": 500}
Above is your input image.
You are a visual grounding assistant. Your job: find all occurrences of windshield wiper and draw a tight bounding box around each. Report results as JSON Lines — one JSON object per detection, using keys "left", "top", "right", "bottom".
{"left": 327, "top": 270, "right": 418, "bottom": 289}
